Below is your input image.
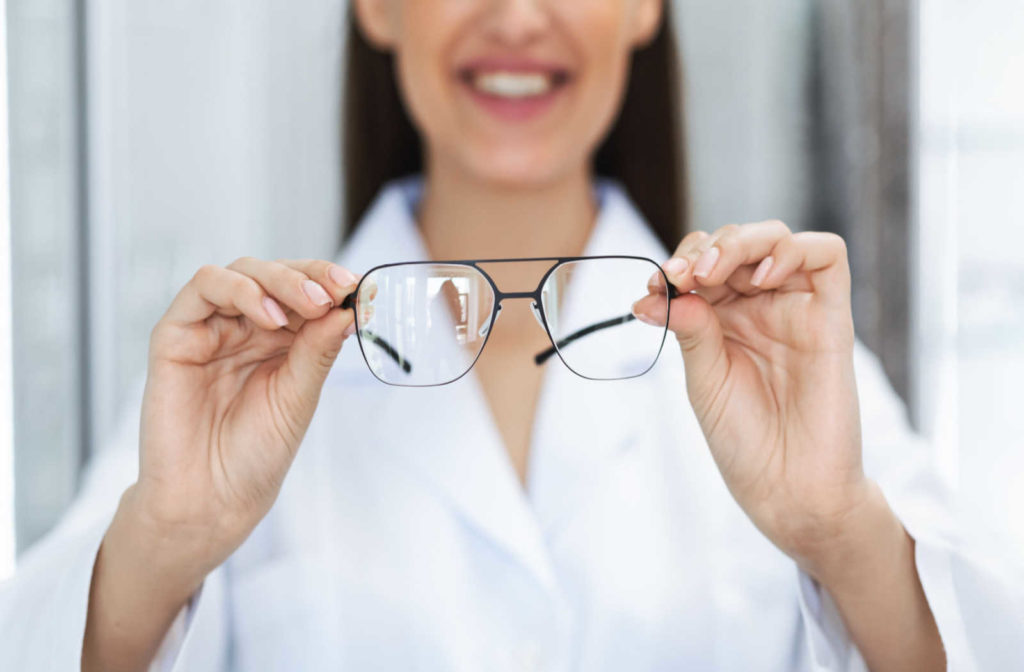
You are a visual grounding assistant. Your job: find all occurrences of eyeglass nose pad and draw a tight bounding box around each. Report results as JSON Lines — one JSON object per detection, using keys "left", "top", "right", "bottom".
{"left": 530, "top": 301, "right": 546, "bottom": 330}
{"left": 479, "top": 304, "right": 502, "bottom": 338}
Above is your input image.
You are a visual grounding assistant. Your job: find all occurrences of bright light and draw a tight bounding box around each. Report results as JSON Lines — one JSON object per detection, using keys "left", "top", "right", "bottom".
{"left": 0, "top": 0, "right": 18, "bottom": 580}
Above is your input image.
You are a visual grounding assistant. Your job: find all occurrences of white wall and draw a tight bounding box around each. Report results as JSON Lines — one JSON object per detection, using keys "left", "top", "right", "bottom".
{"left": 85, "top": 0, "right": 348, "bottom": 452}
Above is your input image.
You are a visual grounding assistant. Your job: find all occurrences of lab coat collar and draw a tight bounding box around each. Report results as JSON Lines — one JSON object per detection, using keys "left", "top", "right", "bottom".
{"left": 329, "top": 175, "right": 674, "bottom": 595}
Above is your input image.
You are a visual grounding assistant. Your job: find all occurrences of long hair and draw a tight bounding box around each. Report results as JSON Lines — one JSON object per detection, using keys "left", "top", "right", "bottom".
{"left": 342, "top": 5, "right": 688, "bottom": 252}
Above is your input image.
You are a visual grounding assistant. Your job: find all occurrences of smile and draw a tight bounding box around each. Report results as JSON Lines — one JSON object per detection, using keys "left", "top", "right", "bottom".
{"left": 455, "top": 60, "right": 574, "bottom": 122}
{"left": 464, "top": 70, "right": 571, "bottom": 99}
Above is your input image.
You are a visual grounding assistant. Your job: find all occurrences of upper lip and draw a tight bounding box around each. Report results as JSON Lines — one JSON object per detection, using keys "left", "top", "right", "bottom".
{"left": 456, "top": 56, "right": 573, "bottom": 81}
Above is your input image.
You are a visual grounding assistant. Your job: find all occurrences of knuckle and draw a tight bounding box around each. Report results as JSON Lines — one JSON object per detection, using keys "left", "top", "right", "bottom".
{"left": 194, "top": 264, "right": 220, "bottom": 283}
{"left": 230, "top": 255, "right": 257, "bottom": 268}
{"left": 233, "top": 273, "right": 262, "bottom": 298}
{"left": 679, "top": 229, "right": 708, "bottom": 247}
{"left": 766, "top": 219, "right": 790, "bottom": 234}
{"left": 825, "top": 232, "right": 848, "bottom": 253}
{"left": 774, "top": 234, "right": 798, "bottom": 257}
{"left": 267, "top": 261, "right": 308, "bottom": 291}
{"left": 148, "top": 320, "right": 166, "bottom": 348}
{"left": 715, "top": 223, "right": 741, "bottom": 240}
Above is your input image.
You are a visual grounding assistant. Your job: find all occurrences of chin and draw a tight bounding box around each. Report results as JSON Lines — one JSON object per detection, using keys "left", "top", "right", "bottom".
{"left": 459, "top": 143, "right": 583, "bottom": 191}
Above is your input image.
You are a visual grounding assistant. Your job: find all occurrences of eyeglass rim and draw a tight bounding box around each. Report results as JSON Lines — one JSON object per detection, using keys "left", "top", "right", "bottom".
{"left": 340, "top": 255, "right": 678, "bottom": 387}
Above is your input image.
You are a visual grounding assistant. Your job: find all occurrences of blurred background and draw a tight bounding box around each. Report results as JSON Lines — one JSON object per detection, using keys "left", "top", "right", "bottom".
{"left": 1, "top": 0, "right": 1022, "bottom": 579}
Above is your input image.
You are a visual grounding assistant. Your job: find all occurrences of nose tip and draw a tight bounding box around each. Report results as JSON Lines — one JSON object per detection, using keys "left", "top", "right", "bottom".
{"left": 484, "top": 0, "right": 550, "bottom": 45}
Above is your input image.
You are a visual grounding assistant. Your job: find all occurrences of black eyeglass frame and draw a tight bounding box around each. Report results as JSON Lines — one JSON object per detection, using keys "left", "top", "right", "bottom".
{"left": 340, "top": 255, "right": 679, "bottom": 387}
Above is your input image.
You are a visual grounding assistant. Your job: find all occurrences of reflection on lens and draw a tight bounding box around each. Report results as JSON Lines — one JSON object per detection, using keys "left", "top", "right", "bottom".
{"left": 541, "top": 258, "right": 669, "bottom": 380}
{"left": 355, "top": 264, "right": 494, "bottom": 386}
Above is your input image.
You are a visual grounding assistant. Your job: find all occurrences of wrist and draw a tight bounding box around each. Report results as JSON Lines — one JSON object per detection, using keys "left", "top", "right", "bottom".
{"left": 84, "top": 486, "right": 212, "bottom": 671}
{"left": 795, "top": 480, "right": 911, "bottom": 594}
{"left": 108, "top": 485, "right": 220, "bottom": 596}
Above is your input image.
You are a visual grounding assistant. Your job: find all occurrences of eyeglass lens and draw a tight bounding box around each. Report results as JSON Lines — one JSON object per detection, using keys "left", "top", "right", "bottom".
{"left": 353, "top": 258, "right": 669, "bottom": 386}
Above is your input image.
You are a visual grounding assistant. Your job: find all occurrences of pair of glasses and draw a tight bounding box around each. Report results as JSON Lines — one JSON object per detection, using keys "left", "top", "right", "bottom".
{"left": 340, "top": 256, "right": 678, "bottom": 387}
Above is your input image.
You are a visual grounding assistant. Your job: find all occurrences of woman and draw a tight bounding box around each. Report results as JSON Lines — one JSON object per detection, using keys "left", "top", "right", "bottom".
{"left": 1, "top": 1, "right": 1018, "bottom": 670}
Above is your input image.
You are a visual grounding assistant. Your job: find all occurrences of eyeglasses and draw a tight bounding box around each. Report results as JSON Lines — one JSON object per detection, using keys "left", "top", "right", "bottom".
{"left": 340, "top": 256, "right": 678, "bottom": 387}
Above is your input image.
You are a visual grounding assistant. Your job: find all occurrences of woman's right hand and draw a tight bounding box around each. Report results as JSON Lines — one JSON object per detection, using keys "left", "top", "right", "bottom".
{"left": 83, "top": 258, "right": 359, "bottom": 672}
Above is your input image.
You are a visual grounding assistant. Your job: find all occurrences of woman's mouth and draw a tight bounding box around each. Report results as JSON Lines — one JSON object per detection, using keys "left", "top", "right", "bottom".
{"left": 468, "top": 70, "right": 570, "bottom": 98}
{"left": 456, "top": 61, "right": 573, "bottom": 122}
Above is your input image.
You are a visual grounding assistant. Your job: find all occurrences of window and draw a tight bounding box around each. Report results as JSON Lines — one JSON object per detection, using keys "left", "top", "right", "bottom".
{"left": 915, "top": 0, "right": 1024, "bottom": 558}
{"left": 1, "top": 0, "right": 16, "bottom": 581}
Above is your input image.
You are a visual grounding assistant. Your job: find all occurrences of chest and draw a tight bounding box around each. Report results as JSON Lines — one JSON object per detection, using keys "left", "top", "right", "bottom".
{"left": 471, "top": 302, "right": 555, "bottom": 484}
{"left": 222, "top": 371, "right": 807, "bottom": 671}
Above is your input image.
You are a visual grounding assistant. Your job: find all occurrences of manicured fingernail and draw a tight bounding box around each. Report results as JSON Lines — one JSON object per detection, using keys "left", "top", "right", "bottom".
{"left": 262, "top": 296, "right": 289, "bottom": 327}
{"left": 302, "top": 280, "right": 332, "bottom": 306}
{"left": 343, "top": 321, "right": 356, "bottom": 338}
{"left": 751, "top": 256, "right": 774, "bottom": 287}
{"left": 631, "top": 300, "right": 662, "bottom": 326}
{"left": 663, "top": 257, "right": 688, "bottom": 277}
{"left": 693, "top": 246, "right": 720, "bottom": 278}
{"left": 328, "top": 265, "right": 357, "bottom": 287}
{"left": 647, "top": 271, "right": 667, "bottom": 294}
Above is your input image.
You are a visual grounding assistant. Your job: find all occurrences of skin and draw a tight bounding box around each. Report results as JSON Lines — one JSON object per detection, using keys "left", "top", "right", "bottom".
{"left": 83, "top": 1, "right": 945, "bottom": 670}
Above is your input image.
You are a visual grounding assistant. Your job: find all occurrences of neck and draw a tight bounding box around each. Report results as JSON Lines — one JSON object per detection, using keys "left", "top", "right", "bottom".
{"left": 418, "top": 153, "right": 597, "bottom": 262}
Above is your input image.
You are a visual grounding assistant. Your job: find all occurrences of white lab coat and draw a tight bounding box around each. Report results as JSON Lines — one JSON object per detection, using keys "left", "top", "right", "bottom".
{"left": 1, "top": 177, "right": 1021, "bottom": 671}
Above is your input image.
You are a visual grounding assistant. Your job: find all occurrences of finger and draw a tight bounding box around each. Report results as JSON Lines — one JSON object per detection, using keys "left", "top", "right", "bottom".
{"left": 226, "top": 257, "right": 335, "bottom": 321}
{"left": 276, "top": 259, "right": 360, "bottom": 305}
{"left": 278, "top": 305, "right": 357, "bottom": 399}
{"left": 165, "top": 264, "right": 291, "bottom": 330}
{"left": 662, "top": 230, "right": 712, "bottom": 292}
{"left": 690, "top": 219, "right": 791, "bottom": 287}
{"left": 635, "top": 290, "right": 730, "bottom": 406}
{"left": 751, "top": 231, "right": 850, "bottom": 303}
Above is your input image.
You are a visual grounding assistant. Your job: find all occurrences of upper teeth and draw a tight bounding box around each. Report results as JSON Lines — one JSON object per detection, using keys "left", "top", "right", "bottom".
{"left": 473, "top": 72, "right": 552, "bottom": 98}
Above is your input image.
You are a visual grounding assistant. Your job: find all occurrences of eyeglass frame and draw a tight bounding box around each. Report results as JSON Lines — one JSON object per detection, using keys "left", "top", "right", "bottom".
{"left": 339, "top": 255, "right": 680, "bottom": 387}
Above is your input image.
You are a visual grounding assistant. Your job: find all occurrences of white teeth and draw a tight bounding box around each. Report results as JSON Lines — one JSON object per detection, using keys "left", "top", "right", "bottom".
{"left": 472, "top": 71, "right": 552, "bottom": 98}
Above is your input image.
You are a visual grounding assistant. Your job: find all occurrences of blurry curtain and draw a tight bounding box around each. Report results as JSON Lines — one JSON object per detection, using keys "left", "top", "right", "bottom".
{"left": 809, "top": 0, "right": 914, "bottom": 407}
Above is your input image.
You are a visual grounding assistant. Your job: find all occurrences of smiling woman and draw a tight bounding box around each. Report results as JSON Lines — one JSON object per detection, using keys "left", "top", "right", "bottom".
{"left": 343, "top": 0, "right": 685, "bottom": 257}
{"left": 1, "top": 2, "right": 1023, "bottom": 671}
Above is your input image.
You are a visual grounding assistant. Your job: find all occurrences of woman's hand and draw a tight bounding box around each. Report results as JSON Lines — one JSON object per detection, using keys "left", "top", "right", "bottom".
{"left": 83, "top": 257, "right": 359, "bottom": 672}
{"left": 633, "top": 221, "right": 944, "bottom": 671}
{"left": 636, "top": 221, "right": 866, "bottom": 568}
{"left": 137, "top": 257, "right": 359, "bottom": 561}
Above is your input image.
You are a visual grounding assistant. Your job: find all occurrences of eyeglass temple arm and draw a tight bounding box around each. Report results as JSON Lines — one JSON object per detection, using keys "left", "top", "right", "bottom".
{"left": 340, "top": 292, "right": 413, "bottom": 374}
{"left": 533, "top": 284, "right": 678, "bottom": 366}
{"left": 534, "top": 314, "right": 634, "bottom": 365}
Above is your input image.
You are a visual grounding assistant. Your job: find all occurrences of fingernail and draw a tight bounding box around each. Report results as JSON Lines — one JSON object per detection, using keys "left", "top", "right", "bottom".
{"left": 693, "top": 246, "right": 720, "bottom": 278}
{"left": 647, "top": 271, "right": 667, "bottom": 294}
{"left": 663, "top": 257, "right": 688, "bottom": 277}
{"left": 328, "top": 265, "right": 357, "bottom": 287}
{"left": 263, "top": 296, "right": 289, "bottom": 327}
{"left": 631, "top": 300, "right": 662, "bottom": 326}
{"left": 302, "top": 280, "right": 332, "bottom": 306}
{"left": 751, "top": 256, "right": 774, "bottom": 287}
{"left": 342, "top": 321, "right": 356, "bottom": 338}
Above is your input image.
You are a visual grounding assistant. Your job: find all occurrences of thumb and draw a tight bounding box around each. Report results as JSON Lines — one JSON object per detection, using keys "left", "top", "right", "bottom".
{"left": 279, "top": 306, "right": 355, "bottom": 399}
{"left": 634, "top": 291, "right": 728, "bottom": 403}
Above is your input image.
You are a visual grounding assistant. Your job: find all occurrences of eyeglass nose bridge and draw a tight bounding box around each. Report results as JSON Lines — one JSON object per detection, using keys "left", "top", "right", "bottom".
{"left": 489, "top": 289, "right": 550, "bottom": 332}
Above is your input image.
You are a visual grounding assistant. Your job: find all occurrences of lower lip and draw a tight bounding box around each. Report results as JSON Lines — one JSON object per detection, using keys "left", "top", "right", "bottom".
{"left": 458, "top": 78, "right": 569, "bottom": 123}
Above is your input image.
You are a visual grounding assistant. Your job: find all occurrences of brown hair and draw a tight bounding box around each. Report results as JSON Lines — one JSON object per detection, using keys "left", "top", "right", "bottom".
{"left": 343, "top": 5, "right": 688, "bottom": 253}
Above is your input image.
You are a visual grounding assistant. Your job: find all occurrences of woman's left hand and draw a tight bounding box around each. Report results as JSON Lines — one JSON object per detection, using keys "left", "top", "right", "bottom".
{"left": 634, "top": 220, "right": 874, "bottom": 576}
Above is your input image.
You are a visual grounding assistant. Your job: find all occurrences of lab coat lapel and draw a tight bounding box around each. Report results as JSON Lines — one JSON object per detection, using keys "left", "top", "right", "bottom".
{"left": 331, "top": 178, "right": 559, "bottom": 593}
{"left": 527, "top": 183, "right": 676, "bottom": 536}
{"left": 328, "top": 177, "right": 675, "bottom": 593}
